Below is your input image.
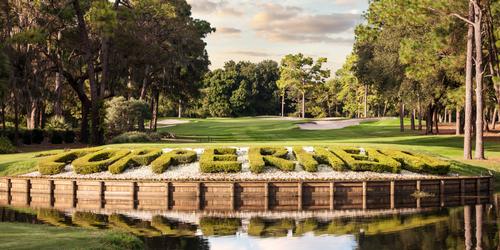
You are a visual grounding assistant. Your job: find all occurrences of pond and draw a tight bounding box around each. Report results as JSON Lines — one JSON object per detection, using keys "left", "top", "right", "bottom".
{"left": 0, "top": 195, "right": 498, "bottom": 250}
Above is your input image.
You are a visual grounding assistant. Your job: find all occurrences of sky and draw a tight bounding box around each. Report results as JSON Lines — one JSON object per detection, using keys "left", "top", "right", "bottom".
{"left": 186, "top": 0, "right": 369, "bottom": 71}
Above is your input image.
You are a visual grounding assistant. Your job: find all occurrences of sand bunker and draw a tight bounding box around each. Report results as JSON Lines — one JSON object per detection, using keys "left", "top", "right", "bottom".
{"left": 298, "top": 118, "right": 384, "bottom": 130}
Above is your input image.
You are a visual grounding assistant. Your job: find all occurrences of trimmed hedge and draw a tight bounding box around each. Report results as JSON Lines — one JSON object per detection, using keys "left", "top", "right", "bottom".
{"left": 293, "top": 147, "right": 318, "bottom": 172}
{"left": 314, "top": 147, "right": 346, "bottom": 171}
{"left": 109, "top": 148, "right": 162, "bottom": 174}
{"left": 199, "top": 217, "right": 241, "bottom": 236}
{"left": 381, "top": 150, "right": 450, "bottom": 175}
{"left": 38, "top": 148, "right": 99, "bottom": 175}
{"left": 72, "top": 149, "right": 130, "bottom": 174}
{"left": 249, "top": 147, "right": 294, "bottom": 173}
{"left": 49, "top": 130, "right": 64, "bottom": 144}
{"left": 0, "top": 136, "right": 16, "bottom": 154}
{"left": 329, "top": 147, "right": 401, "bottom": 173}
{"left": 150, "top": 149, "right": 197, "bottom": 174}
{"left": 199, "top": 148, "right": 241, "bottom": 173}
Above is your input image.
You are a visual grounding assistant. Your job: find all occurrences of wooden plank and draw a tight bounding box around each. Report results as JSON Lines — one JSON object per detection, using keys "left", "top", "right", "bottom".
{"left": 329, "top": 181, "right": 334, "bottom": 210}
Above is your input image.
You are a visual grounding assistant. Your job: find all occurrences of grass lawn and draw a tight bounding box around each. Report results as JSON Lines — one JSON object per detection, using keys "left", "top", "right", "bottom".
{"left": 0, "top": 222, "right": 143, "bottom": 250}
{"left": 0, "top": 117, "right": 498, "bottom": 189}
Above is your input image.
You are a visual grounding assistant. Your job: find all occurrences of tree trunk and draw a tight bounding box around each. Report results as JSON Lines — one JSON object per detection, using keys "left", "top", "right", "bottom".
{"left": 382, "top": 101, "right": 387, "bottom": 117}
{"left": 80, "top": 101, "right": 89, "bottom": 143}
{"left": 151, "top": 90, "right": 159, "bottom": 131}
{"left": 464, "top": 1, "right": 475, "bottom": 160}
{"left": 492, "top": 107, "right": 497, "bottom": 129}
{"left": 410, "top": 109, "right": 415, "bottom": 130}
{"left": 417, "top": 96, "right": 422, "bottom": 131}
{"left": 54, "top": 72, "right": 63, "bottom": 117}
{"left": 363, "top": 84, "right": 368, "bottom": 118}
{"left": 178, "top": 99, "right": 182, "bottom": 118}
{"left": 13, "top": 90, "right": 19, "bottom": 146}
{"left": 456, "top": 107, "right": 461, "bottom": 135}
{"left": 281, "top": 94, "right": 285, "bottom": 117}
{"left": 473, "top": 0, "right": 484, "bottom": 159}
{"left": 426, "top": 105, "right": 434, "bottom": 135}
{"left": 434, "top": 109, "right": 439, "bottom": 134}
{"left": 73, "top": 0, "right": 103, "bottom": 145}
{"left": 301, "top": 91, "right": 305, "bottom": 118}
{"left": 0, "top": 103, "right": 5, "bottom": 131}
{"left": 399, "top": 101, "right": 404, "bottom": 132}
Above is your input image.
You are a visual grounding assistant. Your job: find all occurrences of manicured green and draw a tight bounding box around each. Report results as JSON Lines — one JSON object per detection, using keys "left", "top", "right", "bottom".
{"left": 0, "top": 222, "right": 143, "bottom": 250}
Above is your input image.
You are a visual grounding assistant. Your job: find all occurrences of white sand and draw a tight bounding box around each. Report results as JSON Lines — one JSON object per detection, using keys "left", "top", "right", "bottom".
{"left": 298, "top": 118, "right": 386, "bottom": 130}
{"left": 156, "top": 119, "right": 190, "bottom": 128}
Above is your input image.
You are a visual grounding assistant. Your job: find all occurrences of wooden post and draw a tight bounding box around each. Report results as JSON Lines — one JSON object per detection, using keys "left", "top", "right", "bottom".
{"left": 132, "top": 182, "right": 137, "bottom": 209}
{"left": 99, "top": 181, "right": 105, "bottom": 209}
{"left": 460, "top": 179, "right": 466, "bottom": 205}
{"left": 26, "top": 179, "right": 31, "bottom": 206}
{"left": 362, "top": 181, "right": 367, "bottom": 210}
{"left": 196, "top": 182, "right": 202, "bottom": 210}
{"left": 390, "top": 181, "right": 395, "bottom": 209}
{"left": 230, "top": 182, "right": 235, "bottom": 210}
{"left": 440, "top": 180, "right": 445, "bottom": 207}
{"left": 416, "top": 180, "right": 421, "bottom": 209}
{"left": 72, "top": 180, "right": 77, "bottom": 208}
{"left": 166, "top": 182, "right": 170, "bottom": 210}
{"left": 7, "top": 178, "right": 11, "bottom": 205}
{"left": 476, "top": 178, "right": 481, "bottom": 204}
{"left": 264, "top": 182, "right": 269, "bottom": 211}
{"left": 49, "top": 180, "right": 55, "bottom": 207}
{"left": 298, "top": 182, "right": 303, "bottom": 211}
{"left": 329, "top": 181, "right": 335, "bottom": 210}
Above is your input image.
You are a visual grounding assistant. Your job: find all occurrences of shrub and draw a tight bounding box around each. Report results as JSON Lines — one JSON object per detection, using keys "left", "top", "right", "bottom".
{"left": 22, "top": 130, "right": 32, "bottom": 145}
{"left": 248, "top": 147, "right": 294, "bottom": 173}
{"left": 199, "top": 217, "right": 241, "bottom": 236}
{"left": 46, "top": 116, "right": 71, "bottom": 130}
{"left": 329, "top": 147, "right": 401, "bottom": 173}
{"left": 314, "top": 147, "right": 347, "bottom": 171}
{"left": 72, "top": 149, "right": 130, "bottom": 174}
{"left": 49, "top": 130, "right": 64, "bottom": 144}
{"left": 150, "top": 149, "right": 197, "bottom": 174}
{"left": 38, "top": 148, "right": 99, "bottom": 175}
{"left": 106, "top": 97, "right": 151, "bottom": 134}
{"left": 64, "top": 130, "right": 76, "bottom": 143}
{"left": 110, "top": 131, "right": 161, "bottom": 144}
{"left": 199, "top": 148, "right": 241, "bottom": 173}
{"left": 293, "top": 147, "right": 318, "bottom": 172}
{"left": 381, "top": 150, "right": 450, "bottom": 175}
{"left": 0, "top": 136, "right": 16, "bottom": 154}
{"left": 32, "top": 129, "right": 44, "bottom": 144}
{"left": 109, "top": 148, "right": 162, "bottom": 174}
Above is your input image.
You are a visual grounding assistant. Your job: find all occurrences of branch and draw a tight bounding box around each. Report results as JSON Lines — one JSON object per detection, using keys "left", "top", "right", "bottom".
{"left": 450, "top": 13, "right": 474, "bottom": 25}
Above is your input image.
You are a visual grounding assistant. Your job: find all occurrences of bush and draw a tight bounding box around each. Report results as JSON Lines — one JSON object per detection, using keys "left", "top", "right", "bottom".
{"left": 381, "top": 150, "right": 450, "bottom": 175}
{"left": 38, "top": 148, "right": 99, "bottom": 175}
{"left": 293, "top": 147, "right": 318, "bottom": 172}
{"left": 329, "top": 147, "right": 401, "bottom": 173}
{"left": 109, "top": 148, "right": 162, "bottom": 174}
{"left": 150, "top": 149, "right": 197, "bottom": 174}
{"left": 46, "top": 116, "right": 71, "bottom": 130}
{"left": 199, "top": 148, "right": 241, "bottom": 173}
{"left": 314, "top": 147, "right": 347, "bottom": 171}
{"left": 199, "top": 217, "right": 241, "bottom": 236}
{"left": 72, "top": 149, "right": 130, "bottom": 174}
{"left": 110, "top": 131, "right": 161, "bottom": 144}
{"left": 32, "top": 129, "right": 44, "bottom": 144}
{"left": 64, "top": 130, "right": 76, "bottom": 143}
{"left": 106, "top": 97, "right": 151, "bottom": 134}
{"left": 248, "top": 147, "right": 294, "bottom": 173}
{"left": 49, "top": 130, "right": 64, "bottom": 144}
{"left": 0, "top": 136, "right": 16, "bottom": 154}
{"left": 22, "top": 130, "right": 32, "bottom": 145}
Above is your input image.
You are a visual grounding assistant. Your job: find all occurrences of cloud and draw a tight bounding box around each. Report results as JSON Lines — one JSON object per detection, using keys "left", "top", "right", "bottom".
{"left": 251, "top": 3, "right": 360, "bottom": 44}
{"left": 187, "top": 0, "right": 242, "bottom": 16}
{"left": 217, "top": 27, "right": 242, "bottom": 35}
{"left": 226, "top": 50, "right": 276, "bottom": 57}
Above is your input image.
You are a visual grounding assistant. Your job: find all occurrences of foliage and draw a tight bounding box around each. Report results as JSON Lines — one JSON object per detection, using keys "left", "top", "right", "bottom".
{"left": 72, "top": 149, "right": 130, "bottom": 174}
{"left": 105, "top": 97, "right": 150, "bottom": 135}
{"left": 199, "top": 148, "right": 241, "bottom": 173}
{"left": 38, "top": 148, "right": 99, "bottom": 175}
{"left": 199, "top": 217, "right": 241, "bottom": 236}
{"left": 46, "top": 116, "right": 71, "bottom": 130}
{"left": 109, "top": 148, "right": 162, "bottom": 174}
{"left": 0, "top": 136, "right": 16, "bottom": 154}
{"left": 110, "top": 132, "right": 161, "bottom": 144}
{"left": 248, "top": 147, "right": 294, "bottom": 173}
{"left": 149, "top": 149, "right": 197, "bottom": 174}
{"left": 293, "top": 147, "right": 318, "bottom": 172}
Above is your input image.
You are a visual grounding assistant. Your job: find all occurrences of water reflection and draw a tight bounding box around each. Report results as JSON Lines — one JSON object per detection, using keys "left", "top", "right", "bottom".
{"left": 0, "top": 199, "right": 498, "bottom": 250}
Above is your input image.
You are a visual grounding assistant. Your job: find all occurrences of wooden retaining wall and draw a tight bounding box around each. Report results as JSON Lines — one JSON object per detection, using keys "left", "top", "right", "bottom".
{"left": 0, "top": 176, "right": 493, "bottom": 211}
